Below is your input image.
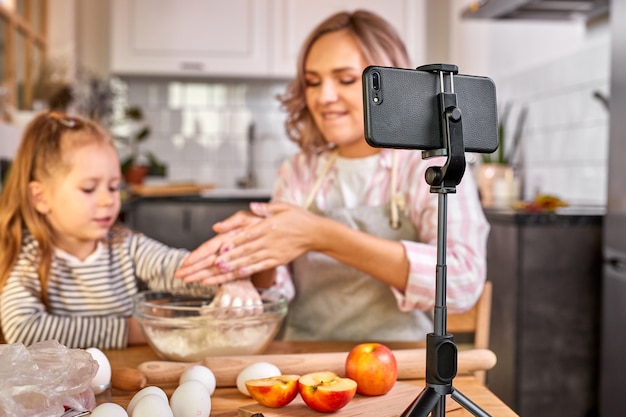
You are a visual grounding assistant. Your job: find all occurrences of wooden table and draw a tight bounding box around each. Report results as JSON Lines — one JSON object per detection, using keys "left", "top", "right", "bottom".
{"left": 102, "top": 341, "right": 518, "bottom": 416}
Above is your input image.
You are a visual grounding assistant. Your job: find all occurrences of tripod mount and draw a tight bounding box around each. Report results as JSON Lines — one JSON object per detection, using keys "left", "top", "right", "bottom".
{"left": 401, "top": 64, "right": 491, "bottom": 417}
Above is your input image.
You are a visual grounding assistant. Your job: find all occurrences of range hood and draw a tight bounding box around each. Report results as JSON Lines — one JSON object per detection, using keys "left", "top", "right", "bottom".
{"left": 462, "top": 0, "right": 609, "bottom": 21}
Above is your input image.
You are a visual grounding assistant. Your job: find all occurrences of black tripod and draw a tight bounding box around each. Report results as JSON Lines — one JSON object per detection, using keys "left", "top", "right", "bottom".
{"left": 401, "top": 64, "right": 491, "bottom": 417}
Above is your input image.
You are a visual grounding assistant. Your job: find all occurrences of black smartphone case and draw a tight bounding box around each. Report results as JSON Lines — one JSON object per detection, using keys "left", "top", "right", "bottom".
{"left": 363, "top": 66, "right": 499, "bottom": 154}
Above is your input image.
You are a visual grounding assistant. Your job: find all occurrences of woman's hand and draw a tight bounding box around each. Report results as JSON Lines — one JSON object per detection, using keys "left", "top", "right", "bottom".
{"left": 174, "top": 208, "right": 263, "bottom": 283}
{"left": 175, "top": 202, "right": 320, "bottom": 286}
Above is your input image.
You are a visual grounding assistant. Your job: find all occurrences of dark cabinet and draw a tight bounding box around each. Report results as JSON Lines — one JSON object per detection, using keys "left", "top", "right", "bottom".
{"left": 485, "top": 210, "right": 603, "bottom": 417}
{"left": 125, "top": 194, "right": 270, "bottom": 250}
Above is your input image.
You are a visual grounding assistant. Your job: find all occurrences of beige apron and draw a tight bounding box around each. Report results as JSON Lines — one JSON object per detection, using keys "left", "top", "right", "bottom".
{"left": 282, "top": 151, "right": 433, "bottom": 341}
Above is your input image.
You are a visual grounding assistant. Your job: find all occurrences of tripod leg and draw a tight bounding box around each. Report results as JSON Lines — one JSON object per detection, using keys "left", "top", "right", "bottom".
{"left": 401, "top": 386, "right": 446, "bottom": 417}
{"left": 451, "top": 388, "right": 492, "bottom": 417}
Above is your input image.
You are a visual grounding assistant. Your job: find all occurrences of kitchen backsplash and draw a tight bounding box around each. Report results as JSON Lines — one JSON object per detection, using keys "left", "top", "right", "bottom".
{"left": 486, "top": 29, "right": 610, "bottom": 207}
{"left": 120, "top": 76, "right": 297, "bottom": 190}
{"left": 120, "top": 30, "right": 610, "bottom": 207}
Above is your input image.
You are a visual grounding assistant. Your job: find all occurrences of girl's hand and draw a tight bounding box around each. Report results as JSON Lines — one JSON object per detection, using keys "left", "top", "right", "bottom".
{"left": 202, "top": 279, "right": 262, "bottom": 317}
{"left": 127, "top": 317, "right": 147, "bottom": 345}
{"left": 176, "top": 202, "right": 320, "bottom": 286}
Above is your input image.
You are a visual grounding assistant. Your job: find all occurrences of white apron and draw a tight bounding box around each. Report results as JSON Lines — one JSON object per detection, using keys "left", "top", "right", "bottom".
{"left": 282, "top": 151, "right": 433, "bottom": 341}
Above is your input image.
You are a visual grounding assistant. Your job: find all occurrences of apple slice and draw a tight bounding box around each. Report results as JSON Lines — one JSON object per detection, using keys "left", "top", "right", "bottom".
{"left": 245, "top": 374, "right": 301, "bottom": 408}
{"left": 298, "top": 371, "right": 357, "bottom": 413}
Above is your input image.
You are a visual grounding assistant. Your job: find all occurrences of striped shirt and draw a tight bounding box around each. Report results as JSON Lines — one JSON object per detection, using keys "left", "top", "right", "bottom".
{"left": 0, "top": 229, "right": 193, "bottom": 349}
{"left": 270, "top": 148, "right": 490, "bottom": 314}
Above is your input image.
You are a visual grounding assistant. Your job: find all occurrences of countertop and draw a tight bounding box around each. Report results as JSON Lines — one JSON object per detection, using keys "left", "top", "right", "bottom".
{"left": 484, "top": 205, "right": 605, "bottom": 225}
{"left": 102, "top": 341, "right": 518, "bottom": 416}
{"left": 125, "top": 188, "right": 272, "bottom": 202}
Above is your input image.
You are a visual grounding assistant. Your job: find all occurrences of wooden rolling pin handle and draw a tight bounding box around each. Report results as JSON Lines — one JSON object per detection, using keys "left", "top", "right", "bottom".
{"left": 138, "top": 348, "right": 496, "bottom": 388}
{"left": 137, "top": 361, "right": 199, "bottom": 385}
{"left": 111, "top": 367, "right": 148, "bottom": 392}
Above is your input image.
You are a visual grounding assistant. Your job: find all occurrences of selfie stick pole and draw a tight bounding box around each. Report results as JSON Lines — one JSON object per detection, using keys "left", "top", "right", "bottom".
{"left": 401, "top": 64, "right": 490, "bottom": 417}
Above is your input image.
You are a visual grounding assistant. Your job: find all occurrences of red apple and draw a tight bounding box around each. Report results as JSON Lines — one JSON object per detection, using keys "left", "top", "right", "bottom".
{"left": 345, "top": 342, "right": 398, "bottom": 396}
{"left": 245, "top": 374, "right": 300, "bottom": 408}
{"left": 298, "top": 371, "right": 357, "bottom": 413}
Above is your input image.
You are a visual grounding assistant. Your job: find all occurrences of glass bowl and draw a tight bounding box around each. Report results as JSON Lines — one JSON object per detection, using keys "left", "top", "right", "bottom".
{"left": 133, "top": 289, "right": 287, "bottom": 362}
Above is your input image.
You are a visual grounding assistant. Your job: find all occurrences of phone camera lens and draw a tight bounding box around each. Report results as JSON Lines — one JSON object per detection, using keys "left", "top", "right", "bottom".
{"left": 372, "top": 72, "right": 380, "bottom": 90}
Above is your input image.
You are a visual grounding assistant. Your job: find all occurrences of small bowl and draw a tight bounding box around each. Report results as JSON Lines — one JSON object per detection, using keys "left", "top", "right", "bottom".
{"left": 133, "top": 289, "right": 287, "bottom": 361}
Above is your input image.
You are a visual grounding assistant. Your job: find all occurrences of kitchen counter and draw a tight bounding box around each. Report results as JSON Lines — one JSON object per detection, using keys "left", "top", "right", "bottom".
{"left": 124, "top": 187, "right": 272, "bottom": 203}
{"left": 484, "top": 206, "right": 605, "bottom": 226}
{"left": 484, "top": 207, "right": 603, "bottom": 416}
{"left": 102, "top": 341, "right": 518, "bottom": 416}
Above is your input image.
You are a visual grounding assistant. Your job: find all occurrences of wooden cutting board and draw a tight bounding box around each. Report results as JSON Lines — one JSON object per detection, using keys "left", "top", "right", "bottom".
{"left": 129, "top": 182, "right": 215, "bottom": 196}
{"left": 238, "top": 381, "right": 461, "bottom": 416}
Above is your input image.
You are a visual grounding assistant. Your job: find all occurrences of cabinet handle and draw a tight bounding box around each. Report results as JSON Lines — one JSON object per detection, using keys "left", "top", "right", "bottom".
{"left": 182, "top": 210, "right": 191, "bottom": 231}
{"left": 179, "top": 61, "right": 204, "bottom": 71}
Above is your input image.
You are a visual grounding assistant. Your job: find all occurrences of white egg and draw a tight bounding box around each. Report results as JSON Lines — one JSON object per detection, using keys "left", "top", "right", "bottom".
{"left": 90, "top": 402, "right": 129, "bottom": 417}
{"left": 86, "top": 347, "right": 112, "bottom": 393}
{"left": 179, "top": 365, "right": 216, "bottom": 395}
{"left": 131, "top": 393, "right": 173, "bottom": 417}
{"left": 236, "top": 361, "right": 281, "bottom": 396}
{"left": 127, "top": 386, "right": 168, "bottom": 416}
{"left": 170, "top": 380, "right": 212, "bottom": 417}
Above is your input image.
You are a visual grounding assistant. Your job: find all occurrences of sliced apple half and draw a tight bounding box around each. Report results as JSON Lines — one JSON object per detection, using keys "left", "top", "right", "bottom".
{"left": 245, "top": 374, "right": 301, "bottom": 408}
{"left": 298, "top": 371, "right": 357, "bottom": 413}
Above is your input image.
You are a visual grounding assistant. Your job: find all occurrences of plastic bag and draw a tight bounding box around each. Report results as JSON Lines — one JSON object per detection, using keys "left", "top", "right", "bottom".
{"left": 0, "top": 340, "right": 98, "bottom": 417}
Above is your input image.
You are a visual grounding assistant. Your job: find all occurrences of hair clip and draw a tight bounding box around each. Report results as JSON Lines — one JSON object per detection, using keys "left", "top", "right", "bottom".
{"left": 48, "top": 112, "right": 81, "bottom": 128}
{"left": 57, "top": 117, "right": 78, "bottom": 128}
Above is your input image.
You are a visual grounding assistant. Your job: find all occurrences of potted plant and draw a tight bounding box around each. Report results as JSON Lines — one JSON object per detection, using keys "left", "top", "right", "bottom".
{"left": 111, "top": 106, "right": 166, "bottom": 185}
{"left": 476, "top": 103, "right": 524, "bottom": 207}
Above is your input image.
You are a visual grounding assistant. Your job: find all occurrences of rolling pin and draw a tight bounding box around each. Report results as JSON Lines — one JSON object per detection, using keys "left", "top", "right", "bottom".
{"left": 137, "top": 348, "right": 496, "bottom": 388}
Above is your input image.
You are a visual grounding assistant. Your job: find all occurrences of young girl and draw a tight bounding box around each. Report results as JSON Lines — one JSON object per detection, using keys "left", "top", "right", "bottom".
{"left": 0, "top": 111, "right": 258, "bottom": 349}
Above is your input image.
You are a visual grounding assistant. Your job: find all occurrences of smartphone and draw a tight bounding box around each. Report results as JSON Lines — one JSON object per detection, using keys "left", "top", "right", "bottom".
{"left": 362, "top": 66, "right": 499, "bottom": 154}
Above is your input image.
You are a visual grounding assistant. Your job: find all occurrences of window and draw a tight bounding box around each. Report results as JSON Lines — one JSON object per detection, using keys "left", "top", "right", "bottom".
{"left": 0, "top": 0, "right": 47, "bottom": 110}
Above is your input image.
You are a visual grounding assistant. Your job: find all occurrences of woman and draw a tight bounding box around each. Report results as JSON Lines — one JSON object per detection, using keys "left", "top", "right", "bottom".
{"left": 176, "top": 10, "right": 489, "bottom": 341}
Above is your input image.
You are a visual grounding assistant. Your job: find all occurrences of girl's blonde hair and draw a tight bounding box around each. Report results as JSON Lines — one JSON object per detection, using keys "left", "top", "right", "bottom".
{"left": 279, "top": 10, "right": 411, "bottom": 154}
{"left": 0, "top": 111, "right": 117, "bottom": 304}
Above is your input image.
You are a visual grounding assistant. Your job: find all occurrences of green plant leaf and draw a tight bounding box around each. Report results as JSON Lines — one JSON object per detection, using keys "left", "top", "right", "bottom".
{"left": 136, "top": 126, "right": 151, "bottom": 142}
{"left": 121, "top": 157, "right": 135, "bottom": 174}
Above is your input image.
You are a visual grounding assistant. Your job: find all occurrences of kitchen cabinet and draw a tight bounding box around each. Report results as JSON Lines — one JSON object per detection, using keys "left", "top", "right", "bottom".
{"left": 485, "top": 209, "right": 603, "bottom": 417}
{"left": 110, "top": 0, "right": 426, "bottom": 78}
{"left": 271, "top": 0, "right": 425, "bottom": 77}
{"left": 124, "top": 193, "right": 270, "bottom": 250}
{"left": 110, "top": 0, "right": 271, "bottom": 77}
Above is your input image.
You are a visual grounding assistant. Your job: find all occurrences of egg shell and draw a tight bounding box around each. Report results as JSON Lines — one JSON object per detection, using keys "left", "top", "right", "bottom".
{"left": 170, "top": 380, "right": 212, "bottom": 417}
{"left": 236, "top": 361, "right": 281, "bottom": 396}
{"left": 90, "top": 402, "right": 129, "bottom": 417}
{"left": 131, "top": 393, "right": 173, "bottom": 417}
{"left": 127, "top": 386, "right": 168, "bottom": 416}
{"left": 86, "top": 347, "right": 112, "bottom": 392}
{"left": 179, "top": 365, "right": 216, "bottom": 395}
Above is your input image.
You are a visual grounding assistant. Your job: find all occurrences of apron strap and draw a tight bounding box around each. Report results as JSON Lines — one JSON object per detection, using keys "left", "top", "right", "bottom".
{"left": 303, "top": 150, "right": 339, "bottom": 210}
{"left": 390, "top": 150, "right": 401, "bottom": 229}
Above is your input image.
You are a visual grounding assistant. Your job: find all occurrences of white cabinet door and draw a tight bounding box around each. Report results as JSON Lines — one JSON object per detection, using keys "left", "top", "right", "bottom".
{"left": 111, "top": 0, "right": 271, "bottom": 77}
{"left": 270, "top": 0, "right": 426, "bottom": 78}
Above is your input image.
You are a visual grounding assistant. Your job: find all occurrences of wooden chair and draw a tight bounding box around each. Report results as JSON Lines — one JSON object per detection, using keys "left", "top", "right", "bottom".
{"left": 447, "top": 280, "right": 493, "bottom": 384}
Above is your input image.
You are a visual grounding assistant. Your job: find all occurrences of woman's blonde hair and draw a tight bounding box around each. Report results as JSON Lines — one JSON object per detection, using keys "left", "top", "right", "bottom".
{"left": 279, "top": 10, "right": 411, "bottom": 154}
{"left": 0, "top": 111, "right": 117, "bottom": 304}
